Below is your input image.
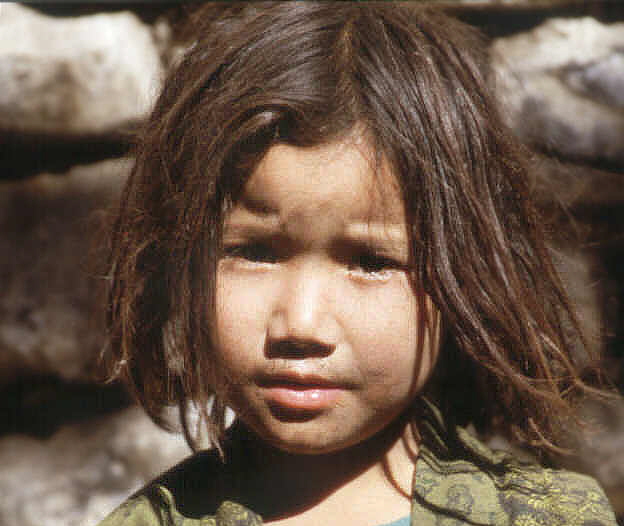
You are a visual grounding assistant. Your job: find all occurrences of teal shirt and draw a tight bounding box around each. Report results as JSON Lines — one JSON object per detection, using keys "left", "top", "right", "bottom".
{"left": 380, "top": 516, "right": 409, "bottom": 526}
{"left": 99, "top": 402, "right": 617, "bottom": 525}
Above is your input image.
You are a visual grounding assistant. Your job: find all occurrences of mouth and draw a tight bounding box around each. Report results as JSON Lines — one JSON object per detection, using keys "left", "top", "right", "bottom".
{"left": 256, "top": 373, "right": 346, "bottom": 413}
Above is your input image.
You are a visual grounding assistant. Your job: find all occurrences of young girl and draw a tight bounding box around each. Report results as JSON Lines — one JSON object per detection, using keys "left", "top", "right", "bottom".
{"left": 99, "top": 3, "right": 617, "bottom": 525}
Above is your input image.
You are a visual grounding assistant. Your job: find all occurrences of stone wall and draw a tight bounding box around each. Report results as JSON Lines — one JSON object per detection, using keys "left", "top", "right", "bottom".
{"left": 2, "top": 3, "right": 624, "bottom": 525}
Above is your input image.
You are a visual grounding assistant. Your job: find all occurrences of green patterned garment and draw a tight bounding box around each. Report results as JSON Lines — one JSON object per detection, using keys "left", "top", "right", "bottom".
{"left": 99, "top": 403, "right": 617, "bottom": 526}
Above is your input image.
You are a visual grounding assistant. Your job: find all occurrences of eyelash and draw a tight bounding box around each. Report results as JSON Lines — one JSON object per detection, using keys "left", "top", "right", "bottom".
{"left": 222, "top": 241, "right": 403, "bottom": 278}
{"left": 222, "top": 242, "right": 282, "bottom": 264}
{"left": 348, "top": 252, "right": 402, "bottom": 276}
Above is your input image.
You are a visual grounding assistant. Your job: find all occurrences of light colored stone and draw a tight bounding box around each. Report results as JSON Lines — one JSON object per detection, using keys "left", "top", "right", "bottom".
{"left": 0, "top": 159, "right": 130, "bottom": 384}
{"left": 492, "top": 17, "right": 624, "bottom": 165}
{"left": 0, "top": 4, "right": 162, "bottom": 136}
{"left": 0, "top": 406, "right": 190, "bottom": 526}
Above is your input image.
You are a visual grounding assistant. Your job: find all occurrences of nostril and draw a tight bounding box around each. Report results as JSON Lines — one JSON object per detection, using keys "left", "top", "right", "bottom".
{"left": 265, "top": 339, "right": 334, "bottom": 359}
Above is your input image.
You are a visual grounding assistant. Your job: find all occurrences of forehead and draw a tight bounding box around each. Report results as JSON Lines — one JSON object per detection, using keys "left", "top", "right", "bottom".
{"left": 236, "top": 138, "right": 405, "bottom": 231}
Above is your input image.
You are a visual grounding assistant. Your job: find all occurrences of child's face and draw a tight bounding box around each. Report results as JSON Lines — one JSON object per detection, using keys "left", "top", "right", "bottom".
{"left": 215, "top": 136, "right": 439, "bottom": 454}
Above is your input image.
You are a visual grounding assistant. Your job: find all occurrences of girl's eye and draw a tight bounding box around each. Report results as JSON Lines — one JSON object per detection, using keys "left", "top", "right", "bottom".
{"left": 349, "top": 252, "right": 401, "bottom": 276}
{"left": 223, "top": 242, "right": 280, "bottom": 264}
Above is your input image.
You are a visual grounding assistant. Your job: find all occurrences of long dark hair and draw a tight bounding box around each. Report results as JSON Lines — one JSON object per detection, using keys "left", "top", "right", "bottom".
{"left": 103, "top": 2, "right": 606, "bottom": 457}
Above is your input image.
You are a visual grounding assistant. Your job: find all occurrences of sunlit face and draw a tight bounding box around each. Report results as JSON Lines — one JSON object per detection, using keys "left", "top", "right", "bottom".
{"left": 215, "top": 137, "right": 439, "bottom": 454}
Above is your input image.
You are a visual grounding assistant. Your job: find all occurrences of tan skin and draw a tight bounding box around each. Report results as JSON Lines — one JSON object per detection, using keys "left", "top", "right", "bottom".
{"left": 212, "top": 135, "right": 440, "bottom": 526}
{"left": 230, "top": 414, "right": 419, "bottom": 526}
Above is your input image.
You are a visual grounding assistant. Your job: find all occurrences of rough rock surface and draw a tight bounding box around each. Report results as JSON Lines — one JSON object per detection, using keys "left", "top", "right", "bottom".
{"left": 0, "top": 4, "right": 162, "bottom": 137}
{"left": 2, "top": 4, "right": 624, "bottom": 526}
{"left": 492, "top": 17, "right": 624, "bottom": 166}
{"left": 0, "top": 159, "right": 130, "bottom": 384}
{"left": 0, "top": 406, "right": 190, "bottom": 526}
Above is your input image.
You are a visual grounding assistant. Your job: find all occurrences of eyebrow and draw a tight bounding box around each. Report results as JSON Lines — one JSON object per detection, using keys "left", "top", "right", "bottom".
{"left": 344, "top": 223, "right": 408, "bottom": 255}
{"left": 239, "top": 194, "right": 280, "bottom": 216}
{"left": 223, "top": 207, "right": 280, "bottom": 233}
{"left": 224, "top": 212, "right": 408, "bottom": 255}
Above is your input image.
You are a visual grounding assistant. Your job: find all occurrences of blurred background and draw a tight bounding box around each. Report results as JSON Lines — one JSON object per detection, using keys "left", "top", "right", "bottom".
{"left": 2, "top": 1, "right": 624, "bottom": 524}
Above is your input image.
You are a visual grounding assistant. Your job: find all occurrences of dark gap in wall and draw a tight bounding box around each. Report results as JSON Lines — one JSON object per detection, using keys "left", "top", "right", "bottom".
{"left": 572, "top": 206, "right": 624, "bottom": 389}
{"left": 448, "top": 1, "right": 624, "bottom": 39}
{"left": 1, "top": 132, "right": 132, "bottom": 180}
{"left": 0, "top": 375, "right": 133, "bottom": 439}
{"left": 26, "top": 2, "right": 624, "bottom": 41}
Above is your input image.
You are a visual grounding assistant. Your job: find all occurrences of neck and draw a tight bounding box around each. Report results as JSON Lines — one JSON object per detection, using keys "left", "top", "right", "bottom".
{"left": 232, "top": 415, "right": 420, "bottom": 521}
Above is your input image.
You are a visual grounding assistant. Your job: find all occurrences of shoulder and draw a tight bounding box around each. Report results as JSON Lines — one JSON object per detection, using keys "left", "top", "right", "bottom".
{"left": 498, "top": 464, "right": 616, "bottom": 526}
{"left": 96, "top": 480, "right": 211, "bottom": 526}
{"left": 416, "top": 440, "right": 616, "bottom": 525}
{"left": 96, "top": 439, "right": 264, "bottom": 526}
{"left": 414, "top": 402, "right": 617, "bottom": 525}
{"left": 98, "top": 481, "right": 262, "bottom": 526}
{"left": 96, "top": 450, "right": 224, "bottom": 526}
{"left": 96, "top": 486, "right": 201, "bottom": 526}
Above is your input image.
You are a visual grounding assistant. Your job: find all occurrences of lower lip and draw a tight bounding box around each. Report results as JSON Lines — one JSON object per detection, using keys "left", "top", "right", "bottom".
{"left": 262, "top": 386, "right": 342, "bottom": 411}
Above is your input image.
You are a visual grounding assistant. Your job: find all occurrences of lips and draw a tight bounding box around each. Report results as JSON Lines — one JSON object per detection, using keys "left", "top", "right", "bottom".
{"left": 256, "top": 373, "right": 345, "bottom": 412}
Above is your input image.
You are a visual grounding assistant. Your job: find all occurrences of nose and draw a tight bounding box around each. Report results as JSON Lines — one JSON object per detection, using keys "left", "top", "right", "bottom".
{"left": 266, "top": 258, "right": 337, "bottom": 358}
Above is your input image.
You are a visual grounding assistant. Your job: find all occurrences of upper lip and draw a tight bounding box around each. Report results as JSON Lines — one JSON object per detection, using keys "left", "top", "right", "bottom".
{"left": 256, "top": 372, "right": 345, "bottom": 388}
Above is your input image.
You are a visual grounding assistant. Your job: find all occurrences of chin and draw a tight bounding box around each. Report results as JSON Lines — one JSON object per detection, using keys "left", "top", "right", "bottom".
{"left": 242, "top": 417, "right": 356, "bottom": 456}
{"left": 269, "top": 429, "right": 348, "bottom": 455}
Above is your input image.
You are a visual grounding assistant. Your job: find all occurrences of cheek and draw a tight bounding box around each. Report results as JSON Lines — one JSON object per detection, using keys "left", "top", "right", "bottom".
{"left": 343, "top": 278, "right": 435, "bottom": 395}
{"left": 215, "top": 268, "right": 273, "bottom": 368}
